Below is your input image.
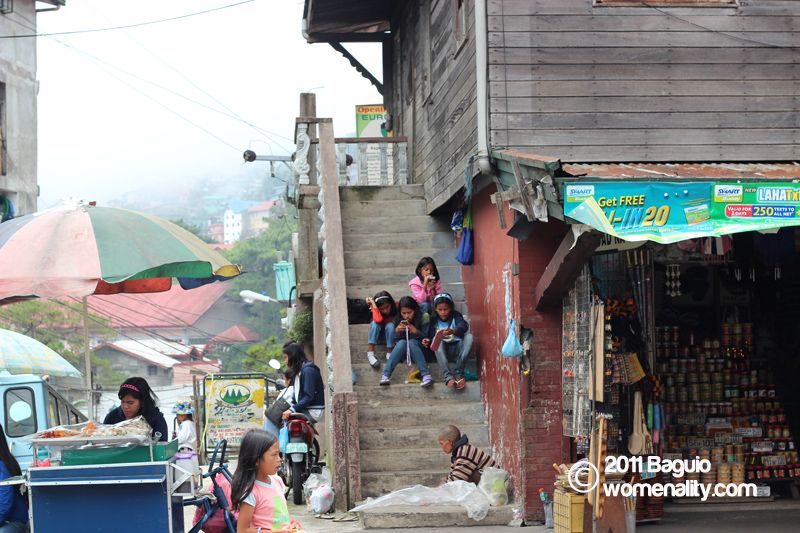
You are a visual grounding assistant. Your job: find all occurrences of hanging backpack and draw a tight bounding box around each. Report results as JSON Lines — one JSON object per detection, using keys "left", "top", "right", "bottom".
{"left": 456, "top": 204, "right": 474, "bottom": 266}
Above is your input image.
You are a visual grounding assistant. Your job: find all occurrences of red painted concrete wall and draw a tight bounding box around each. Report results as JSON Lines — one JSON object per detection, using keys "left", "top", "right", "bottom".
{"left": 462, "top": 187, "right": 571, "bottom": 521}
{"left": 461, "top": 187, "right": 525, "bottom": 503}
{"left": 517, "top": 223, "right": 572, "bottom": 520}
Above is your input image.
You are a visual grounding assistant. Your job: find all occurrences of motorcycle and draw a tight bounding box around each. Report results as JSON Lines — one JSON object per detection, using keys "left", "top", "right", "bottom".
{"left": 282, "top": 412, "right": 322, "bottom": 505}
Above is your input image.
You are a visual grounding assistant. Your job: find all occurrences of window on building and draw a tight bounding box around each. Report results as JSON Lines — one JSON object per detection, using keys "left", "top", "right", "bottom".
{"left": 5, "top": 387, "right": 37, "bottom": 437}
{"left": 594, "top": 0, "right": 735, "bottom": 5}
{"left": 147, "top": 365, "right": 158, "bottom": 376}
{"left": 453, "top": 0, "right": 467, "bottom": 52}
{"left": 0, "top": 1, "right": 13, "bottom": 15}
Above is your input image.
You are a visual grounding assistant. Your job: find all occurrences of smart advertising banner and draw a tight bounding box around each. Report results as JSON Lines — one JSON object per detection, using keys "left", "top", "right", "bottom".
{"left": 563, "top": 182, "right": 800, "bottom": 244}
{"left": 204, "top": 375, "right": 266, "bottom": 449}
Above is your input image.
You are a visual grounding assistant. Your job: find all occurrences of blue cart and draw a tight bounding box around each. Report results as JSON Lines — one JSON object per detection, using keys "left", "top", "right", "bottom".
{"left": 0, "top": 436, "right": 192, "bottom": 532}
{"left": 27, "top": 461, "right": 186, "bottom": 532}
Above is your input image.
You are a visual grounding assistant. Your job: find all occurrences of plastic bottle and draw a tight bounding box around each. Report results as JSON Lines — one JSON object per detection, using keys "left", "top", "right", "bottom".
{"left": 36, "top": 447, "right": 51, "bottom": 467}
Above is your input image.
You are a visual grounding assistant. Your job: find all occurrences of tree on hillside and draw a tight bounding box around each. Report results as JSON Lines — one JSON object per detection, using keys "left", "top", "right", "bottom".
{"left": 222, "top": 206, "right": 296, "bottom": 331}
{"left": 171, "top": 218, "right": 214, "bottom": 243}
{"left": 0, "top": 300, "right": 125, "bottom": 388}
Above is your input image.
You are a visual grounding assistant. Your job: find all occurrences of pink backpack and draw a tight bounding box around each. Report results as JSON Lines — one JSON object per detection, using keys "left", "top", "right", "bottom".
{"left": 192, "top": 473, "right": 239, "bottom": 533}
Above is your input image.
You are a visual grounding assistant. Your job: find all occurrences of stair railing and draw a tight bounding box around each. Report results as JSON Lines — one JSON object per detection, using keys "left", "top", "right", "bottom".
{"left": 294, "top": 117, "right": 362, "bottom": 508}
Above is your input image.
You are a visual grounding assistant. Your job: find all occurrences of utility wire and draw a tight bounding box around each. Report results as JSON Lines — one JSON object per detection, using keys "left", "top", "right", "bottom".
{"left": 83, "top": 0, "right": 295, "bottom": 152}
{"left": 640, "top": 2, "right": 792, "bottom": 49}
{"left": 7, "top": 13, "right": 241, "bottom": 153}
{"left": 0, "top": 1, "right": 256, "bottom": 39}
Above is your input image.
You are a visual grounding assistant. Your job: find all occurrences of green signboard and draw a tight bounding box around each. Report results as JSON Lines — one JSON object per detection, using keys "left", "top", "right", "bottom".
{"left": 563, "top": 182, "right": 800, "bottom": 244}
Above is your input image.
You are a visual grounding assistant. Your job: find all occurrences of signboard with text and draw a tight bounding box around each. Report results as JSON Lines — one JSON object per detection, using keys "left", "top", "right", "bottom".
{"left": 203, "top": 374, "right": 266, "bottom": 451}
{"left": 563, "top": 182, "right": 800, "bottom": 244}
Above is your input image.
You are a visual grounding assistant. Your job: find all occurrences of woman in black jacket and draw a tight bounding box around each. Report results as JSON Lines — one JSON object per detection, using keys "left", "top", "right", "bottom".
{"left": 281, "top": 343, "right": 325, "bottom": 424}
{"left": 103, "top": 377, "right": 168, "bottom": 441}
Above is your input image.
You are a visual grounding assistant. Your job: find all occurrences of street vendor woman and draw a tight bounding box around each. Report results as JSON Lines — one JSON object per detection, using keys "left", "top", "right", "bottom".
{"left": 104, "top": 377, "right": 168, "bottom": 442}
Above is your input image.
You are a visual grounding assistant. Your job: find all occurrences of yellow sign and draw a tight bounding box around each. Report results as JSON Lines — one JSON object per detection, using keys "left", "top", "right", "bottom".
{"left": 204, "top": 377, "right": 266, "bottom": 448}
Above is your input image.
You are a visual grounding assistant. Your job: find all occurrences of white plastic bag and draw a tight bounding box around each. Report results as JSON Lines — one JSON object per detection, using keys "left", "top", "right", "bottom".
{"left": 303, "top": 467, "right": 331, "bottom": 502}
{"left": 350, "top": 481, "right": 490, "bottom": 521}
{"left": 478, "top": 467, "right": 510, "bottom": 506}
{"left": 310, "top": 484, "right": 335, "bottom": 514}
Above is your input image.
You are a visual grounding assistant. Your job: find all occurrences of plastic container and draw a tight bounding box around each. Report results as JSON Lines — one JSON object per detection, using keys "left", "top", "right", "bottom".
{"left": 544, "top": 501, "right": 554, "bottom": 529}
{"left": 61, "top": 439, "right": 179, "bottom": 466}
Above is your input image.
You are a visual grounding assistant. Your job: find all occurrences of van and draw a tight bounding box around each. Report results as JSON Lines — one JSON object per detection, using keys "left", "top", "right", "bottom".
{"left": 0, "top": 374, "right": 87, "bottom": 470}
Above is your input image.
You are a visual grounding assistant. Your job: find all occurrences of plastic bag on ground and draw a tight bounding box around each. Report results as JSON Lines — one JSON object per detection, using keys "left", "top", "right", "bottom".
{"left": 478, "top": 467, "right": 510, "bottom": 506}
{"left": 310, "top": 484, "right": 335, "bottom": 514}
{"left": 303, "top": 467, "right": 332, "bottom": 502}
{"left": 350, "top": 480, "right": 490, "bottom": 521}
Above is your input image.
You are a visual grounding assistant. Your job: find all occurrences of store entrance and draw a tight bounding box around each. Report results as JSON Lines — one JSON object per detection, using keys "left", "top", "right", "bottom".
{"left": 651, "top": 230, "right": 800, "bottom": 502}
{"left": 574, "top": 229, "right": 800, "bottom": 528}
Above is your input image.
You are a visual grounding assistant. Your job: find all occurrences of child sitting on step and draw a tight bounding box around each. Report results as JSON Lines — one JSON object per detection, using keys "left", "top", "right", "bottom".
{"left": 380, "top": 296, "right": 433, "bottom": 388}
{"left": 365, "top": 290, "right": 398, "bottom": 369}
{"left": 438, "top": 424, "right": 498, "bottom": 485}
{"left": 409, "top": 256, "right": 442, "bottom": 314}
{"left": 422, "top": 293, "right": 473, "bottom": 390}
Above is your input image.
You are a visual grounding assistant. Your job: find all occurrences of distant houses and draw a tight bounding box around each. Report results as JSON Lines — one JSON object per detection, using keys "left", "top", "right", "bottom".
{"left": 87, "top": 284, "right": 260, "bottom": 386}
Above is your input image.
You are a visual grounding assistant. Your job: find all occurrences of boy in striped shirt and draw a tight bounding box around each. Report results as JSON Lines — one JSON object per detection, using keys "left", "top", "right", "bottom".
{"left": 438, "top": 425, "right": 498, "bottom": 484}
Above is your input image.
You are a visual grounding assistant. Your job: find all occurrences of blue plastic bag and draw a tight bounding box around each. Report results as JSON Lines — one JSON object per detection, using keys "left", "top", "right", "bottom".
{"left": 502, "top": 319, "right": 523, "bottom": 358}
{"left": 278, "top": 423, "right": 289, "bottom": 453}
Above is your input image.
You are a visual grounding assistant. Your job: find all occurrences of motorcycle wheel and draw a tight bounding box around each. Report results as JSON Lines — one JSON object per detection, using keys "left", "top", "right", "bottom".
{"left": 292, "top": 461, "right": 304, "bottom": 505}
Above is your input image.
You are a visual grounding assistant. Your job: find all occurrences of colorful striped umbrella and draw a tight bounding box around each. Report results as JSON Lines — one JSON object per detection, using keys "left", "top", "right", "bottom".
{"left": 0, "top": 202, "right": 242, "bottom": 301}
{"left": 0, "top": 328, "right": 82, "bottom": 377}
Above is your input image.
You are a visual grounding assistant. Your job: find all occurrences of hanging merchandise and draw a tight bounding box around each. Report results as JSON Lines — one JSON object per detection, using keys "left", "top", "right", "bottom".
{"left": 562, "top": 266, "right": 593, "bottom": 438}
{"left": 666, "top": 264, "right": 682, "bottom": 297}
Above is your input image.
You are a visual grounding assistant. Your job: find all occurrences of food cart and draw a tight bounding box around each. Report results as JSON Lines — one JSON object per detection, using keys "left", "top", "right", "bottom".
{"left": 0, "top": 420, "right": 193, "bottom": 532}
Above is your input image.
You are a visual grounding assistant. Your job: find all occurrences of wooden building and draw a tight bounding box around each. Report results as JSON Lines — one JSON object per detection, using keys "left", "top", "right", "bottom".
{"left": 302, "top": 0, "right": 800, "bottom": 520}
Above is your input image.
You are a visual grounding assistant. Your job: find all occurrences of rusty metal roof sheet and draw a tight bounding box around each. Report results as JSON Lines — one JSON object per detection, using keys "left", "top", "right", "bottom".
{"left": 561, "top": 162, "right": 800, "bottom": 180}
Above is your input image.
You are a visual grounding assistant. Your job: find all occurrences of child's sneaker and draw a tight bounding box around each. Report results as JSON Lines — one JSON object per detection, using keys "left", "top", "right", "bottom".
{"left": 366, "top": 351, "right": 380, "bottom": 369}
{"left": 386, "top": 349, "right": 393, "bottom": 361}
{"left": 421, "top": 374, "right": 433, "bottom": 388}
{"left": 379, "top": 375, "right": 391, "bottom": 386}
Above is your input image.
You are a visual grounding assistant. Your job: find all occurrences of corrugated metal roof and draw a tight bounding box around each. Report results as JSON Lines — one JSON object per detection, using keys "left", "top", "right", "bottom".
{"left": 99, "top": 340, "right": 185, "bottom": 369}
{"left": 562, "top": 162, "right": 800, "bottom": 180}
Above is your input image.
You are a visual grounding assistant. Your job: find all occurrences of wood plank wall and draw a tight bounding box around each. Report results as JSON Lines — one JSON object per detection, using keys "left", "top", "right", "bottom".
{"left": 489, "top": 0, "right": 800, "bottom": 162}
{"left": 392, "top": 0, "right": 480, "bottom": 212}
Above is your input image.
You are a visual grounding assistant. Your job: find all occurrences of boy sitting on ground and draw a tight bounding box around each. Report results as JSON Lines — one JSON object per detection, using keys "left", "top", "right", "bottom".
{"left": 438, "top": 425, "right": 498, "bottom": 485}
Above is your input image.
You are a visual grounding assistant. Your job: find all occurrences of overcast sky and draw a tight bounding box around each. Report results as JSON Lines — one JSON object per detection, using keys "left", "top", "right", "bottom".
{"left": 35, "top": 0, "right": 382, "bottom": 208}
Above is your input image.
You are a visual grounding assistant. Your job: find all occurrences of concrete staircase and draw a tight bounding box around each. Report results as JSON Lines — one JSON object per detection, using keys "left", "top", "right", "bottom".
{"left": 340, "top": 184, "right": 490, "bottom": 500}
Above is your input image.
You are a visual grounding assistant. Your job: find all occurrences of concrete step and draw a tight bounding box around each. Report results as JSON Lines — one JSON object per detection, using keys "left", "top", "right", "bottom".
{"left": 343, "top": 231, "right": 455, "bottom": 251}
{"left": 360, "top": 448, "right": 451, "bottom": 473}
{"left": 345, "top": 265, "right": 463, "bottom": 288}
{"left": 341, "top": 199, "right": 428, "bottom": 217}
{"left": 342, "top": 215, "right": 449, "bottom": 234}
{"left": 361, "top": 470, "right": 446, "bottom": 498}
{"left": 344, "top": 249, "right": 460, "bottom": 269}
{"left": 358, "top": 504, "right": 516, "bottom": 529}
{"left": 358, "top": 402, "right": 485, "bottom": 428}
{"left": 346, "top": 282, "right": 465, "bottom": 301}
{"left": 353, "top": 363, "right": 479, "bottom": 386}
{"left": 339, "top": 184, "right": 425, "bottom": 202}
{"left": 358, "top": 424, "right": 489, "bottom": 450}
{"left": 353, "top": 380, "right": 481, "bottom": 402}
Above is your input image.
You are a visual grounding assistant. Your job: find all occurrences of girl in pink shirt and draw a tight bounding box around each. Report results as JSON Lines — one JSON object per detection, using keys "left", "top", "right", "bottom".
{"left": 409, "top": 256, "right": 442, "bottom": 314}
{"left": 231, "top": 430, "right": 302, "bottom": 533}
